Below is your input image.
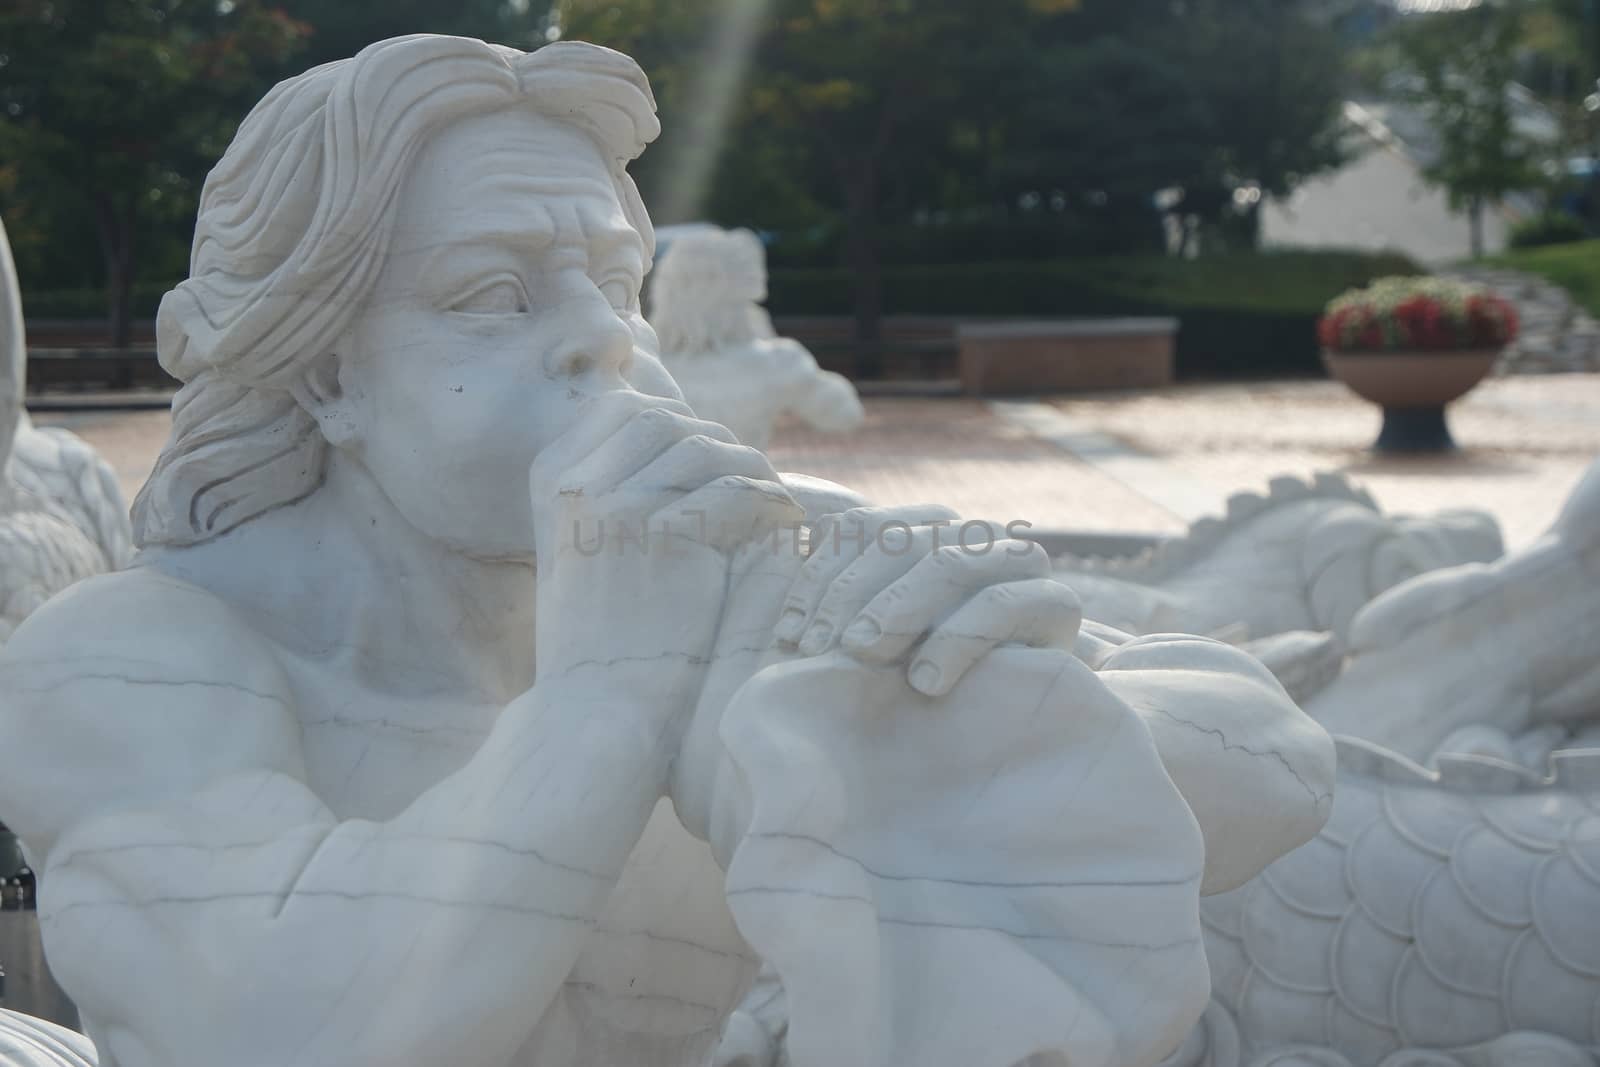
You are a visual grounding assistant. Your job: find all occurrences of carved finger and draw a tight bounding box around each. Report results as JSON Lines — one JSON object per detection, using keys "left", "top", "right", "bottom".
{"left": 615, "top": 433, "right": 777, "bottom": 502}
{"left": 794, "top": 525, "right": 942, "bottom": 656}
{"left": 651, "top": 476, "right": 804, "bottom": 553}
{"left": 837, "top": 539, "right": 1053, "bottom": 664}
{"left": 556, "top": 407, "right": 739, "bottom": 501}
{"left": 773, "top": 504, "right": 959, "bottom": 647}
{"left": 530, "top": 390, "right": 696, "bottom": 497}
{"left": 906, "top": 579, "right": 1083, "bottom": 697}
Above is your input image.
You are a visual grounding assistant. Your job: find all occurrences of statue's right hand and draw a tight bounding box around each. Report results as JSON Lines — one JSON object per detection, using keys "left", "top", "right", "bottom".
{"left": 530, "top": 390, "right": 803, "bottom": 724}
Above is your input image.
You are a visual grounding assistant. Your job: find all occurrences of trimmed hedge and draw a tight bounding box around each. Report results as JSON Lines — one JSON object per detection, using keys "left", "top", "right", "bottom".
{"left": 21, "top": 250, "right": 1420, "bottom": 380}
{"left": 767, "top": 250, "right": 1419, "bottom": 379}
{"left": 21, "top": 283, "right": 170, "bottom": 320}
{"left": 1508, "top": 211, "right": 1590, "bottom": 250}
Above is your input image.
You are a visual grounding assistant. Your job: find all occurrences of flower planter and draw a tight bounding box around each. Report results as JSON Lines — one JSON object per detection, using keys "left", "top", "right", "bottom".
{"left": 1318, "top": 276, "right": 1517, "bottom": 452}
{"left": 1321, "top": 348, "right": 1499, "bottom": 452}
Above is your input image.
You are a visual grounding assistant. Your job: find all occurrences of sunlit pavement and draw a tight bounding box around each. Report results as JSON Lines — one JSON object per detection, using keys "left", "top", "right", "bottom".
{"left": 1040, "top": 375, "right": 1600, "bottom": 548}
{"left": 33, "top": 373, "right": 1600, "bottom": 550}
{"left": 772, "top": 375, "right": 1600, "bottom": 548}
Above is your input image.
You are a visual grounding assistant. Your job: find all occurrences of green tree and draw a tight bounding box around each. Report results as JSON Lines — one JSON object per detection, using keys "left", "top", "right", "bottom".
{"left": 271, "top": 0, "right": 557, "bottom": 71}
{"left": 563, "top": 0, "right": 1349, "bottom": 350}
{"left": 1171, "top": 0, "right": 1350, "bottom": 249}
{"left": 1521, "top": 0, "right": 1600, "bottom": 230}
{"left": 566, "top": 0, "right": 1088, "bottom": 365}
{"left": 1390, "top": 2, "right": 1543, "bottom": 257}
{"left": 0, "top": 0, "right": 308, "bottom": 345}
{"left": 987, "top": 37, "right": 1214, "bottom": 254}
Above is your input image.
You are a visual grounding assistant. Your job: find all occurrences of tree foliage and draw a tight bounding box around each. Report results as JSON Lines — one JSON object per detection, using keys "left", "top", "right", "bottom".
{"left": 3, "top": 0, "right": 1354, "bottom": 347}
{"left": 0, "top": 0, "right": 555, "bottom": 342}
{"left": 565, "top": 0, "right": 1349, "bottom": 346}
{"left": 0, "top": 0, "right": 309, "bottom": 343}
{"left": 1389, "top": 2, "right": 1542, "bottom": 256}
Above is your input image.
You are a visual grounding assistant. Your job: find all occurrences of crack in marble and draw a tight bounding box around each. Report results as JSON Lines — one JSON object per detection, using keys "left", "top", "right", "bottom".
{"left": 727, "top": 885, "right": 1202, "bottom": 947}
{"left": 1147, "top": 704, "right": 1333, "bottom": 808}
{"left": 46, "top": 887, "right": 599, "bottom": 923}
{"left": 746, "top": 831, "right": 1195, "bottom": 891}
{"left": 5, "top": 671, "right": 292, "bottom": 708}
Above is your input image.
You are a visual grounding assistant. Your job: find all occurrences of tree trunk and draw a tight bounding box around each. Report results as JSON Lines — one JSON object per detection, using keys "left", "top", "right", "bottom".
{"left": 842, "top": 169, "right": 884, "bottom": 379}
{"left": 94, "top": 193, "right": 136, "bottom": 349}
{"left": 1468, "top": 196, "right": 1485, "bottom": 259}
{"left": 1242, "top": 201, "right": 1263, "bottom": 251}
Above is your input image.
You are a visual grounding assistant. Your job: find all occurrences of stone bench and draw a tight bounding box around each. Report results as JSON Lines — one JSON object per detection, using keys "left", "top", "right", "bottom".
{"left": 957, "top": 317, "right": 1178, "bottom": 395}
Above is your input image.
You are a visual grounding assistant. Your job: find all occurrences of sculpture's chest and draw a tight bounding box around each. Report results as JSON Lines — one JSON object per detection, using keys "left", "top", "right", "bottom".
{"left": 280, "top": 658, "right": 502, "bottom": 820}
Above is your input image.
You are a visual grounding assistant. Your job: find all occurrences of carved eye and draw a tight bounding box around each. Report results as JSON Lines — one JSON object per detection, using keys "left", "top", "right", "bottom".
{"left": 449, "top": 277, "right": 528, "bottom": 315}
{"left": 598, "top": 276, "right": 636, "bottom": 312}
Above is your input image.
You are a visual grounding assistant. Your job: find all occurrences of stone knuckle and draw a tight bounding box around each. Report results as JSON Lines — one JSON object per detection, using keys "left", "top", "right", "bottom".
{"left": 873, "top": 586, "right": 914, "bottom": 611}
{"left": 679, "top": 433, "right": 726, "bottom": 458}
{"left": 633, "top": 405, "right": 679, "bottom": 433}
{"left": 978, "top": 582, "right": 1022, "bottom": 605}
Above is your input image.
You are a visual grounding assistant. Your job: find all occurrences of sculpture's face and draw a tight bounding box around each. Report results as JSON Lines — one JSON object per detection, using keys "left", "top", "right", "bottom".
{"left": 336, "top": 107, "right": 676, "bottom": 561}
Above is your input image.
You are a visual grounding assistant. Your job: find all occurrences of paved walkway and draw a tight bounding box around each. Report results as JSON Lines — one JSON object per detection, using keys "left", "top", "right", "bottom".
{"left": 33, "top": 373, "right": 1600, "bottom": 552}
{"left": 771, "top": 376, "right": 1600, "bottom": 549}
{"left": 1038, "top": 376, "right": 1600, "bottom": 548}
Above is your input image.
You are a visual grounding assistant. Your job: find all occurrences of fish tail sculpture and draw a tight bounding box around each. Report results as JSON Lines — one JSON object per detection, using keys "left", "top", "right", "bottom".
{"left": 1162, "top": 738, "right": 1600, "bottom": 1067}
{"left": 1054, "top": 473, "right": 1503, "bottom": 645}
{"left": 1165, "top": 455, "right": 1600, "bottom": 1067}
{"left": 1310, "top": 456, "right": 1600, "bottom": 761}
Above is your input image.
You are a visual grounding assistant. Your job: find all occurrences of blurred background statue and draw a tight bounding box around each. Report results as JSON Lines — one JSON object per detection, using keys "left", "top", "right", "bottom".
{"left": 0, "top": 217, "right": 131, "bottom": 641}
{"left": 648, "top": 226, "right": 863, "bottom": 451}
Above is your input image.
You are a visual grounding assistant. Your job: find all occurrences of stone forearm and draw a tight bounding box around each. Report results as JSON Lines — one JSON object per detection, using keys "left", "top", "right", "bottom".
{"left": 1095, "top": 634, "right": 1337, "bottom": 895}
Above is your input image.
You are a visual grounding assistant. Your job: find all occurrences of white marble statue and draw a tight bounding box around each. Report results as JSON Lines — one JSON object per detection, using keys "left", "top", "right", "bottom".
{"left": 1308, "top": 455, "right": 1600, "bottom": 761}
{"left": 647, "top": 225, "right": 863, "bottom": 451}
{"left": 1157, "top": 457, "right": 1600, "bottom": 1067}
{"left": 0, "top": 37, "right": 1333, "bottom": 1067}
{"left": 1164, "top": 738, "right": 1600, "bottom": 1067}
{"left": 726, "top": 449, "right": 1600, "bottom": 1067}
{"left": 0, "top": 1010, "right": 96, "bottom": 1067}
{"left": 0, "top": 218, "right": 132, "bottom": 640}
{"left": 1054, "top": 473, "right": 1503, "bottom": 646}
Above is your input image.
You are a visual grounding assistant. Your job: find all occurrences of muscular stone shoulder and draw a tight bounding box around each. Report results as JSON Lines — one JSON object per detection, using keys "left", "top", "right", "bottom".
{"left": 0, "top": 566, "right": 304, "bottom": 854}
{"left": 6, "top": 566, "right": 286, "bottom": 686}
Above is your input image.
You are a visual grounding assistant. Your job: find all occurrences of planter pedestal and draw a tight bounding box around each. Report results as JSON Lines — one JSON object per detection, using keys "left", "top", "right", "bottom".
{"left": 1375, "top": 406, "right": 1455, "bottom": 452}
{"left": 1321, "top": 348, "right": 1500, "bottom": 454}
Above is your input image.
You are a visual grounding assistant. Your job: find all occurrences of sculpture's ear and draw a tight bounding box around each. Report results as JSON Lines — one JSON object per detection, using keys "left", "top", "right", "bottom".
{"left": 288, "top": 350, "right": 361, "bottom": 449}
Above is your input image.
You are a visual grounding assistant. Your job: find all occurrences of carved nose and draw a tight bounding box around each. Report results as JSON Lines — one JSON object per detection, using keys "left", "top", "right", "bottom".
{"left": 545, "top": 305, "right": 634, "bottom": 380}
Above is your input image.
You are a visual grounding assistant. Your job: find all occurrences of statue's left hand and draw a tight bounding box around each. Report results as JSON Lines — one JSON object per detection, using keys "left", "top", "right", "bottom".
{"left": 671, "top": 506, "right": 1081, "bottom": 843}
{"left": 772, "top": 506, "right": 1082, "bottom": 693}
{"left": 713, "top": 646, "right": 1211, "bottom": 1067}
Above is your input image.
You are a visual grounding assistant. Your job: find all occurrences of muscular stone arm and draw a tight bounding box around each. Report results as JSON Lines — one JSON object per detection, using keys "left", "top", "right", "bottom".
{"left": 0, "top": 575, "right": 673, "bottom": 1067}
{"left": 1082, "top": 626, "right": 1337, "bottom": 895}
{"left": 772, "top": 340, "right": 863, "bottom": 435}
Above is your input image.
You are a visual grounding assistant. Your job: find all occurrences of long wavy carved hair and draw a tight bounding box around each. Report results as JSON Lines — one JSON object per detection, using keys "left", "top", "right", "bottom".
{"left": 132, "top": 35, "right": 660, "bottom": 547}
